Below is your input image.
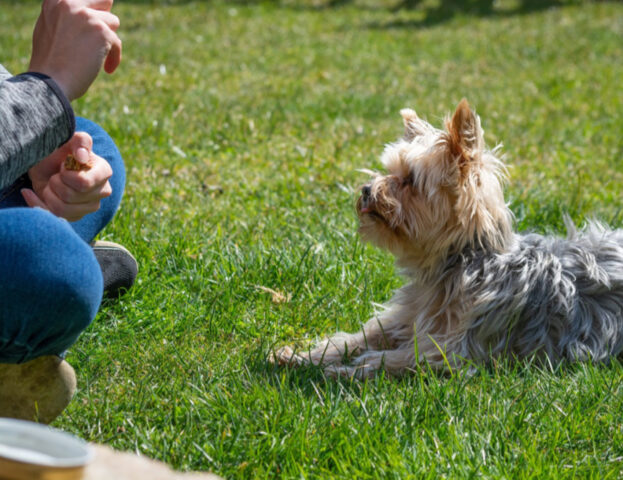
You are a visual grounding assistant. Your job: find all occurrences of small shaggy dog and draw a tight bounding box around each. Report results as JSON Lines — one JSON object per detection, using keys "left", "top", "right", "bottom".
{"left": 275, "top": 99, "right": 623, "bottom": 378}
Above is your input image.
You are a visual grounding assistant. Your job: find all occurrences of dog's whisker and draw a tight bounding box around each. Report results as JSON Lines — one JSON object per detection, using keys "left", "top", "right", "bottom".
{"left": 356, "top": 168, "right": 381, "bottom": 178}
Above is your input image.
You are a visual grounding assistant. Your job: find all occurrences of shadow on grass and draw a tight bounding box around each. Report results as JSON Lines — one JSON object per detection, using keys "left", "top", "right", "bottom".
{"left": 81, "top": 0, "right": 618, "bottom": 32}
{"left": 255, "top": 341, "right": 476, "bottom": 399}
{"left": 251, "top": 340, "right": 623, "bottom": 402}
{"left": 365, "top": 0, "right": 611, "bottom": 29}
{"left": 73, "top": 0, "right": 611, "bottom": 12}
{"left": 10, "top": 0, "right": 607, "bottom": 29}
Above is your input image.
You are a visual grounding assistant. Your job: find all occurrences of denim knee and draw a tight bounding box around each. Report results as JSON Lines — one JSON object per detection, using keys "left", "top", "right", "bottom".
{"left": 0, "top": 208, "right": 103, "bottom": 363}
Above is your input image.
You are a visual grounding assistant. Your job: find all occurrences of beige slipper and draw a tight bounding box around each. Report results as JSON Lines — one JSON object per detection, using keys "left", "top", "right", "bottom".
{"left": 0, "top": 356, "right": 76, "bottom": 424}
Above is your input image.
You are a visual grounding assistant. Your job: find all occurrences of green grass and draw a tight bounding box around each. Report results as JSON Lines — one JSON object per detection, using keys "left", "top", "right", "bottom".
{"left": 2, "top": 0, "right": 623, "bottom": 477}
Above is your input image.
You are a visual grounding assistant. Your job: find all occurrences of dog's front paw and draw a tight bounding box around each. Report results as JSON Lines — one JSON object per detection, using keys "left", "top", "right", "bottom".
{"left": 270, "top": 346, "right": 305, "bottom": 367}
{"left": 324, "top": 363, "right": 378, "bottom": 380}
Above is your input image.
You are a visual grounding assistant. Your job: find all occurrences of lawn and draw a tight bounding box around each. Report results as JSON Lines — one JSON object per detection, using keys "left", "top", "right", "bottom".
{"left": 1, "top": 0, "right": 623, "bottom": 478}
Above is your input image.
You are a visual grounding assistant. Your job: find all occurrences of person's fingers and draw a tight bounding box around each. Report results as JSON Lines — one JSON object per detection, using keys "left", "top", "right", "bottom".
{"left": 60, "top": 154, "right": 113, "bottom": 193}
{"left": 52, "top": 173, "right": 112, "bottom": 204}
{"left": 39, "top": 183, "right": 102, "bottom": 221}
{"left": 51, "top": 198, "right": 101, "bottom": 222}
{"left": 89, "top": 10, "right": 123, "bottom": 73}
{"left": 27, "top": 176, "right": 104, "bottom": 220}
{"left": 83, "top": 0, "right": 114, "bottom": 11}
{"left": 38, "top": 133, "right": 93, "bottom": 174}
{"left": 99, "top": 180, "right": 113, "bottom": 199}
{"left": 74, "top": 147, "right": 90, "bottom": 166}
{"left": 68, "top": 132, "right": 94, "bottom": 154}
{"left": 104, "top": 34, "right": 122, "bottom": 74}
{"left": 63, "top": 201, "right": 101, "bottom": 222}
{"left": 90, "top": 9, "right": 120, "bottom": 31}
{"left": 21, "top": 189, "right": 49, "bottom": 210}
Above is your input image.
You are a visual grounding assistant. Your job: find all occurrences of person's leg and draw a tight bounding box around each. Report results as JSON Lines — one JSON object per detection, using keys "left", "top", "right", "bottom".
{"left": 0, "top": 208, "right": 102, "bottom": 362}
{"left": 0, "top": 207, "right": 102, "bottom": 423}
{"left": 0, "top": 119, "right": 133, "bottom": 422}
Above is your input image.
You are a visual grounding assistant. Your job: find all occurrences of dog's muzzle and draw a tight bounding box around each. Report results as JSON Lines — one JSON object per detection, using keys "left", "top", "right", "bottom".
{"left": 360, "top": 185, "right": 372, "bottom": 213}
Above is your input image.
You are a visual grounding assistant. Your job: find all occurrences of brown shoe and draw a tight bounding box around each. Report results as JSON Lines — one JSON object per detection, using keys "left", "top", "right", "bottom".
{"left": 0, "top": 356, "right": 77, "bottom": 424}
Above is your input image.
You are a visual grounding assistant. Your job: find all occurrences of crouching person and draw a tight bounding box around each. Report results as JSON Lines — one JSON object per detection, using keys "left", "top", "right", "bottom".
{"left": 0, "top": 0, "right": 137, "bottom": 423}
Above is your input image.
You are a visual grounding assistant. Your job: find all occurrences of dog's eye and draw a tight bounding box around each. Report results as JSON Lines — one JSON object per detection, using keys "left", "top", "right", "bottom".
{"left": 389, "top": 175, "right": 403, "bottom": 188}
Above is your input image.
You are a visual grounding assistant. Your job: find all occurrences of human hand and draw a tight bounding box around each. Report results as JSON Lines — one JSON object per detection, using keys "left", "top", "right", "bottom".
{"left": 28, "top": 0, "right": 122, "bottom": 101}
{"left": 22, "top": 132, "right": 113, "bottom": 222}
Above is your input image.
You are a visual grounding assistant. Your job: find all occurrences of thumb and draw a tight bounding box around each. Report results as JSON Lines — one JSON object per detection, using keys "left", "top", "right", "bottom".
{"left": 21, "top": 188, "right": 49, "bottom": 210}
{"left": 69, "top": 132, "right": 94, "bottom": 153}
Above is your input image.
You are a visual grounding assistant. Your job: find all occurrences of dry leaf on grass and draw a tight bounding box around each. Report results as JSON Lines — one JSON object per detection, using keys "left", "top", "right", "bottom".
{"left": 255, "top": 285, "right": 292, "bottom": 304}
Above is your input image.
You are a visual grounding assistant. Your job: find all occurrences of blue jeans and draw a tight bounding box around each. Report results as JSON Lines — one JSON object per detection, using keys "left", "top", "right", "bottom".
{"left": 0, "top": 118, "right": 125, "bottom": 363}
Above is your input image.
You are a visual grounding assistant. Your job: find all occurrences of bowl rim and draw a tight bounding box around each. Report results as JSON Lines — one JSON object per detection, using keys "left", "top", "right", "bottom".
{"left": 0, "top": 417, "right": 93, "bottom": 468}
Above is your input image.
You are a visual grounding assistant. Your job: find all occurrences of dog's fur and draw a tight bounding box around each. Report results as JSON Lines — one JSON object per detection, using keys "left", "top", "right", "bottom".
{"left": 275, "top": 99, "right": 623, "bottom": 378}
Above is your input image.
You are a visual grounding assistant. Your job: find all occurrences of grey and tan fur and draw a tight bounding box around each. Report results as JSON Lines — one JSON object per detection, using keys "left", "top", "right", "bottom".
{"left": 275, "top": 99, "right": 623, "bottom": 378}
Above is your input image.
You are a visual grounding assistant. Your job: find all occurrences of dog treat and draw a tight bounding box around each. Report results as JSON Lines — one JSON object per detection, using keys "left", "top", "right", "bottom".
{"left": 64, "top": 154, "right": 92, "bottom": 172}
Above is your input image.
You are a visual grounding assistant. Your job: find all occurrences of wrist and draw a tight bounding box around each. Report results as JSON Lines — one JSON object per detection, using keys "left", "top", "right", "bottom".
{"left": 26, "top": 60, "right": 73, "bottom": 100}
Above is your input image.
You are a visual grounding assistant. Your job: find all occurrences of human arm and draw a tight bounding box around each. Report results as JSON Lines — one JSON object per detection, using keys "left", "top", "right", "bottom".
{"left": 0, "top": 0, "right": 122, "bottom": 191}
{"left": 0, "top": 66, "right": 74, "bottom": 191}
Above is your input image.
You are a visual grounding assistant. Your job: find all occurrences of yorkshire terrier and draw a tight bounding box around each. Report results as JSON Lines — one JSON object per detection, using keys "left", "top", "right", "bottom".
{"left": 275, "top": 99, "right": 623, "bottom": 378}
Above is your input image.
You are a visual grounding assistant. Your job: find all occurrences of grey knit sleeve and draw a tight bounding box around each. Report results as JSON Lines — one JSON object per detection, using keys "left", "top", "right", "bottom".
{"left": 0, "top": 65, "right": 11, "bottom": 81}
{"left": 0, "top": 67, "right": 75, "bottom": 190}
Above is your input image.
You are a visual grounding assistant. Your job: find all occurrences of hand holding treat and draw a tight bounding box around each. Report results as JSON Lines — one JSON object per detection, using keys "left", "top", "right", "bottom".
{"left": 22, "top": 132, "right": 113, "bottom": 221}
{"left": 64, "top": 153, "right": 92, "bottom": 172}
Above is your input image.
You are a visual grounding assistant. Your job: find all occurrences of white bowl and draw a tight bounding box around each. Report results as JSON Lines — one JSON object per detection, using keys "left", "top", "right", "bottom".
{"left": 0, "top": 417, "right": 92, "bottom": 468}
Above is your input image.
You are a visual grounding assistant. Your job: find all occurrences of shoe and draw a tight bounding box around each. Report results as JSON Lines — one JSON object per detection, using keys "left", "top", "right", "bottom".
{"left": 92, "top": 241, "right": 138, "bottom": 298}
{"left": 0, "top": 356, "right": 77, "bottom": 424}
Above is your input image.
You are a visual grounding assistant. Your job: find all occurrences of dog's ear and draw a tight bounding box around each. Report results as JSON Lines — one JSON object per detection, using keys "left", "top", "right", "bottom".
{"left": 445, "top": 99, "right": 484, "bottom": 167}
{"left": 400, "top": 108, "right": 423, "bottom": 141}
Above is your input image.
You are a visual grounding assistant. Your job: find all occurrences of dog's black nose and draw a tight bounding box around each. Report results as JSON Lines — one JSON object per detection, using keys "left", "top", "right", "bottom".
{"left": 361, "top": 185, "right": 372, "bottom": 198}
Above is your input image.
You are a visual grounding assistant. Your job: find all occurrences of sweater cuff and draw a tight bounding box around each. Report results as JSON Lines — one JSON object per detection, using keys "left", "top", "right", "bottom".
{"left": 22, "top": 72, "right": 75, "bottom": 144}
